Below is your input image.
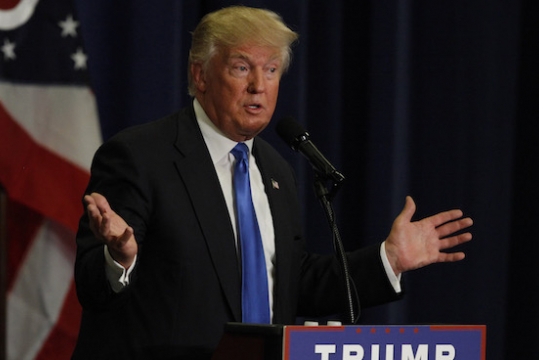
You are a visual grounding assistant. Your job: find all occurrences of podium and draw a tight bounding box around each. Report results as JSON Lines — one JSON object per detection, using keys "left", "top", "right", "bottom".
{"left": 212, "top": 323, "right": 486, "bottom": 360}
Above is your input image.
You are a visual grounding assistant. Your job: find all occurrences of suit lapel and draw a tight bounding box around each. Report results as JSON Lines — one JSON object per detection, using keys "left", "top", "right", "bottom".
{"left": 253, "top": 138, "right": 297, "bottom": 322}
{"left": 172, "top": 108, "right": 241, "bottom": 321}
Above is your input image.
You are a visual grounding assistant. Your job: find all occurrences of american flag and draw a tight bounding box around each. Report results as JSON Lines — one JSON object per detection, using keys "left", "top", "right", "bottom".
{"left": 0, "top": 0, "right": 101, "bottom": 358}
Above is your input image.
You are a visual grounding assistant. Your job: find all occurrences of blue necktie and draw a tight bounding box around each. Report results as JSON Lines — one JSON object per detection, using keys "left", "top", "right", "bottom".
{"left": 231, "top": 143, "right": 270, "bottom": 324}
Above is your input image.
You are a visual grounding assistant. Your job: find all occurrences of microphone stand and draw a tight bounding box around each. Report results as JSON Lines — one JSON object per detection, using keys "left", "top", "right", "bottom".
{"left": 313, "top": 174, "right": 359, "bottom": 325}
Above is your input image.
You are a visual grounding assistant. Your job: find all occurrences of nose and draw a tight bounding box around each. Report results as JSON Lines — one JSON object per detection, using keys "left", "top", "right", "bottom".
{"left": 247, "top": 69, "right": 265, "bottom": 94}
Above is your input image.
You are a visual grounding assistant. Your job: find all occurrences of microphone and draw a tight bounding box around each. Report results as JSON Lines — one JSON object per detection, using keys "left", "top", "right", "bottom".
{"left": 276, "top": 116, "right": 358, "bottom": 323}
{"left": 276, "top": 116, "right": 345, "bottom": 185}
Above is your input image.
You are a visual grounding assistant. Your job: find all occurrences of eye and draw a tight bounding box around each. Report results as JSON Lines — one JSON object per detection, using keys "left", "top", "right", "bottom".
{"left": 265, "top": 66, "right": 280, "bottom": 79}
{"left": 230, "top": 62, "right": 250, "bottom": 77}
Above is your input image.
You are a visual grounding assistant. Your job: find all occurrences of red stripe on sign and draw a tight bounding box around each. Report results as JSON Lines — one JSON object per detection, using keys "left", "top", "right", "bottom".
{"left": 6, "top": 199, "right": 43, "bottom": 291}
{"left": 35, "top": 280, "right": 81, "bottom": 360}
{"left": 0, "top": 100, "right": 89, "bottom": 233}
{"left": 0, "top": 0, "right": 20, "bottom": 10}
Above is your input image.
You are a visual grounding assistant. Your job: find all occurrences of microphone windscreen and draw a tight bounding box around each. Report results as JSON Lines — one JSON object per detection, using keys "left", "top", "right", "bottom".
{"left": 276, "top": 116, "right": 307, "bottom": 147}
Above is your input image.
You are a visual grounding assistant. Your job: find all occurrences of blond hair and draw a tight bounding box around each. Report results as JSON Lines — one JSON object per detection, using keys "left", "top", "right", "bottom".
{"left": 188, "top": 6, "right": 299, "bottom": 96}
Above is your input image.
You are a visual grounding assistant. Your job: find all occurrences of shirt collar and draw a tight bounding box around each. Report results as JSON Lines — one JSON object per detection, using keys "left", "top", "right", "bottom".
{"left": 193, "top": 98, "right": 254, "bottom": 165}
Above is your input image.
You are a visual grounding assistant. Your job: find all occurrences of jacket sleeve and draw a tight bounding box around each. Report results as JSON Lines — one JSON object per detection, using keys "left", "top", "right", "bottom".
{"left": 295, "top": 241, "right": 403, "bottom": 319}
{"left": 74, "top": 134, "right": 151, "bottom": 311}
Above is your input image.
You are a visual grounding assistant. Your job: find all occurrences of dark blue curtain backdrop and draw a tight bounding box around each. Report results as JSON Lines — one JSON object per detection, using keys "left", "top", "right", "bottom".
{"left": 75, "top": 1, "right": 538, "bottom": 358}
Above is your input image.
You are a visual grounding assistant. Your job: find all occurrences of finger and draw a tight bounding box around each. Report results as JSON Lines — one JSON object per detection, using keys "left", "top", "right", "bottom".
{"left": 439, "top": 232, "right": 473, "bottom": 250}
{"left": 427, "top": 209, "right": 465, "bottom": 227}
{"left": 99, "top": 211, "right": 130, "bottom": 241}
{"left": 437, "top": 217, "right": 474, "bottom": 238}
{"left": 86, "top": 209, "right": 101, "bottom": 235}
{"left": 99, "top": 211, "right": 121, "bottom": 240}
{"left": 438, "top": 251, "right": 466, "bottom": 263}
{"left": 89, "top": 192, "right": 112, "bottom": 214}
{"left": 86, "top": 201, "right": 100, "bottom": 219}
{"left": 98, "top": 211, "right": 110, "bottom": 238}
{"left": 88, "top": 216, "right": 102, "bottom": 236}
{"left": 85, "top": 198, "right": 103, "bottom": 231}
{"left": 84, "top": 194, "right": 96, "bottom": 207}
{"left": 85, "top": 193, "right": 111, "bottom": 219}
{"left": 84, "top": 194, "right": 97, "bottom": 216}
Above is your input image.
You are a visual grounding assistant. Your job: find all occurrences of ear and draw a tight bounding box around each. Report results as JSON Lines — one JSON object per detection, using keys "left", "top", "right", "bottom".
{"left": 190, "top": 63, "right": 207, "bottom": 93}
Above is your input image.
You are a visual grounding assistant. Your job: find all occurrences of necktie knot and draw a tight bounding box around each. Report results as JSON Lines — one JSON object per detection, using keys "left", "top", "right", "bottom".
{"left": 231, "top": 142, "right": 249, "bottom": 163}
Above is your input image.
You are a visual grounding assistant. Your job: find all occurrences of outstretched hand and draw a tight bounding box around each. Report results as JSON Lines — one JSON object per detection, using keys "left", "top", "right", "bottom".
{"left": 384, "top": 196, "right": 473, "bottom": 276}
{"left": 84, "top": 192, "right": 138, "bottom": 269}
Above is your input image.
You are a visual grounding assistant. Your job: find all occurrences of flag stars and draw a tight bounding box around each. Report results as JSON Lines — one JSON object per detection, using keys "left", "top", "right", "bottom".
{"left": 58, "top": 13, "right": 88, "bottom": 70}
{"left": 1, "top": 38, "right": 16, "bottom": 61}
{"left": 58, "top": 14, "right": 79, "bottom": 37}
{"left": 71, "top": 47, "right": 87, "bottom": 70}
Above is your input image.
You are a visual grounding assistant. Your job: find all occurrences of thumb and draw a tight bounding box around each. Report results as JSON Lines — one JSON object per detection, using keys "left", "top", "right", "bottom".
{"left": 397, "top": 196, "right": 416, "bottom": 223}
{"left": 118, "top": 226, "right": 135, "bottom": 246}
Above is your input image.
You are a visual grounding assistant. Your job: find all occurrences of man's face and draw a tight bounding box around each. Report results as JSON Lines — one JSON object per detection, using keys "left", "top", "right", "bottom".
{"left": 192, "top": 44, "right": 282, "bottom": 142}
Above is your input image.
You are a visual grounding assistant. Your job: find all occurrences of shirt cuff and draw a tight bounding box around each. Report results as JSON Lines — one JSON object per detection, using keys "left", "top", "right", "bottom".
{"left": 380, "top": 241, "right": 402, "bottom": 293}
{"left": 104, "top": 246, "right": 136, "bottom": 293}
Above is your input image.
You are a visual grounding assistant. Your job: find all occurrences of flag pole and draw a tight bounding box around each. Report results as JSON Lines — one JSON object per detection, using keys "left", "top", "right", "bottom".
{"left": 0, "top": 186, "right": 7, "bottom": 360}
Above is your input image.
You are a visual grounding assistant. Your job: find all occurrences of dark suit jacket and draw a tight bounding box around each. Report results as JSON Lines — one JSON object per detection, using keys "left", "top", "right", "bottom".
{"left": 72, "top": 104, "right": 401, "bottom": 359}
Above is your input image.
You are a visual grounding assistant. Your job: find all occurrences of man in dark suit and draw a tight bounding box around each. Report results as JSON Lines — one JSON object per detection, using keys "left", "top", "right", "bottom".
{"left": 72, "top": 6, "right": 473, "bottom": 359}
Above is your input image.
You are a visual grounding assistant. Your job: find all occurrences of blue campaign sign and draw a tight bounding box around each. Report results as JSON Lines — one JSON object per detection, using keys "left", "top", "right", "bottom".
{"left": 283, "top": 325, "right": 486, "bottom": 360}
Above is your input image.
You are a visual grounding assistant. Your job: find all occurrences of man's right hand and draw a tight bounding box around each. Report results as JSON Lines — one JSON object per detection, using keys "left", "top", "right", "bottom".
{"left": 84, "top": 192, "right": 138, "bottom": 269}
